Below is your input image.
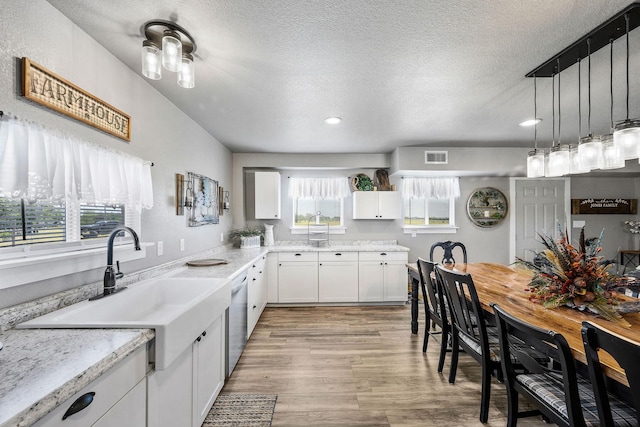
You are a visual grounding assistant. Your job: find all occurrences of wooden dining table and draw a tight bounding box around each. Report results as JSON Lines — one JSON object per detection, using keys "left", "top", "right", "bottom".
{"left": 407, "top": 261, "right": 640, "bottom": 386}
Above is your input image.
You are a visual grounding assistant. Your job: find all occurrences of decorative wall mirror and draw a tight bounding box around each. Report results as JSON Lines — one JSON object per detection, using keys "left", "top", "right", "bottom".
{"left": 185, "top": 172, "right": 219, "bottom": 226}
{"left": 467, "top": 187, "right": 508, "bottom": 228}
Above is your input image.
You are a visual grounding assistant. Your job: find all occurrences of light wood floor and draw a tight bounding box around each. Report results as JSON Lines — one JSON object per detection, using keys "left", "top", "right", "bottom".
{"left": 222, "top": 305, "right": 550, "bottom": 426}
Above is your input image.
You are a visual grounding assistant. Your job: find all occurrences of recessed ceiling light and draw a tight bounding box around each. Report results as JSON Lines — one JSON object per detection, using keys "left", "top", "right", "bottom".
{"left": 324, "top": 117, "right": 342, "bottom": 125}
{"left": 519, "top": 118, "right": 542, "bottom": 127}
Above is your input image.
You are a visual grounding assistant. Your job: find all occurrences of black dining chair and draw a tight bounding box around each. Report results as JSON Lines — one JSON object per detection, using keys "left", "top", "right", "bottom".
{"left": 581, "top": 321, "right": 640, "bottom": 427}
{"left": 416, "top": 258, "right": 452, "bottom": 373}
{"left": 430, "top": 241, "right": 467, "bottom": 265}
{"left": 492, "top": 303, "right": 600, "bottom": 427}
{"left": 436, "top": 265, "right": 501, "bottom": 423}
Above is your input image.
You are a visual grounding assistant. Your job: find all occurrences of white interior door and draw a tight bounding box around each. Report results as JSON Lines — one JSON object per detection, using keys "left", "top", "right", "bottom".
{"left": 510, "top": 178, "right": 570, "bottom": 263}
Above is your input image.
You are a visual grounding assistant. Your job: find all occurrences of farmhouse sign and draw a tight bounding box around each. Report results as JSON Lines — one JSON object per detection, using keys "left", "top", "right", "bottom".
{"left": 571, "top": 198, "right": 638, "bottom": 215}
{"left": 21, "top": 57, "right": 130, "bottom": 141}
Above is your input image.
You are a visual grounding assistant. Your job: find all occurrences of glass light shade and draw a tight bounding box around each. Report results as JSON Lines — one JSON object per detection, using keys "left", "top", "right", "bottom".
{"left": 601, "top": 134, "right": 625, "bottom": 169}
{"left": 161, "top": 31, "right": 182, "bottom": 72}
{"left": 578, "top": 135, "right": 603, "bottom": 170}
{"left": 613, "top": 119, "right": 640, "bottom": 159}
{"left": 177, "top": 54, "right": 195, "bottom": 88}
{"left": 569, "top": 144, "right": 589, "bottom": 174}
{"left": 527, "top": 149, "right": 545, "bottom": 178}
{"left": 546, "top": 144, "right": 570, "bottom": 177}
{"left": 141, "top": 40, "right": 161, "bottom": 80}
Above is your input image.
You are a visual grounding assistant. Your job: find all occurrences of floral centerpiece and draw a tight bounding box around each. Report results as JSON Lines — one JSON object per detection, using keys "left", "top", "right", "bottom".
{"left": 516, "top": 226, "right": 629, "bottom": 327}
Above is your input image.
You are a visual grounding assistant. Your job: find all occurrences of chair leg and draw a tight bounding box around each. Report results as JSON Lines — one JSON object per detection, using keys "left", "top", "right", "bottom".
{"left": 422, "top": 314, "right": 431, "bottom": 353}
{"left": 437, "top": 329, "right": 448, "bottom": 373}
{"left": 448, "top": 332, "right": 459, "bottom": 384}
{"left": 479, "top": 360, "right": 491, "bottom": 423}
{"left": 506, "top": 387, "right": 519, "bottom": 427}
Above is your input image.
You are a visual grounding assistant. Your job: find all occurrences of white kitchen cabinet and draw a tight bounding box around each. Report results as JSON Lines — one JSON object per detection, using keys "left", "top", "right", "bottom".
{"left": 255, "top": 171, "right": 281, "bottom": 219}
{"left": 278, "top": 252, "right": 318, "bottom": 303}
{"left": 34, "top": 346, "right": 147, "bottom": 427}
{"left": 318, "top": 252, "right": 359, "bottom": 302}
{"left": 266, "top": 252, "right": 278, "bottom": 303}
{"left": 192, "top": 317, "right": 225, "bottom": 427}
{"left": 352, "top": 191, "right": 402, "bottom": 219}
{"left": 358, "top": 252, "right": 408, "bottom": 302}
{"left": 148, "top": 315, "right": 225, "bottom": 427}
{"left": 247, "top": 255, "right": 267, "bottom": 337}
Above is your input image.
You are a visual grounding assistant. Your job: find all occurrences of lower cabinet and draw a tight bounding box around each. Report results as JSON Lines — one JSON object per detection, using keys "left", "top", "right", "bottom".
{"left": 278, "top": 252, "right": 319, "bottom": 303}
{"left": 148, "top": 315, "right": 225, "bottom": 427}
{"left": 34, "top": 346, "right": 147, "bottom": 427}
{"left": 318, "top": 252, "right": 359, "bottom": 302}
{"left": 359, "top": 252, "right": 409, "bottom": 302}
{"left": 247, "top": 255, "right": 267, "bottom": 338}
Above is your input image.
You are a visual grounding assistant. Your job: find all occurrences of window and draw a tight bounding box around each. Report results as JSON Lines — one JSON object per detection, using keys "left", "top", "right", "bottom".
{"left": 404, "top": 197, "right": 455, "bottom": 227}
{"left": 0, "top": 198, "right": 125, "bottom": 248}
{"left": 293, "top": 198, "right": 343, "bottom": 227}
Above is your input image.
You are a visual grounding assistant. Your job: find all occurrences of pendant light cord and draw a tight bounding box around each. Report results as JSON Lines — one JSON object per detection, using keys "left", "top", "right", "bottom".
{"left": 557, "top": 57, "right": 561, "bottom": 144}
{"left": 610, "top": 38, "right": 614, "bottom": 130}
{"left": 552, "top": 73, "right": 556, "bottom": 146}
{"left": 588, "top": 38, "right": 592, "bottom": 135}
{"left": 534, "top": 75, "right": 538, "bottom": 149}
{"left": 578, "top": 57, "right": 581, "bottom": 139}
{"left": 625, "top": 13, "right": 630, "bottom": 121}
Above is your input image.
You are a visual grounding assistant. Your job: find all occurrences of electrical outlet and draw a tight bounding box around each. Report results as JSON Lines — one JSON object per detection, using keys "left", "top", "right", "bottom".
{"left": 157, "top": 241, "right": 164, "bottom": 256}
{"left": 573, "top": 220, "right": 586, "bottom": 228}
{"left": 179, "top": 238, "right": 185, "bottom": 252}
{"left": 220, "top": 232, "right": 224, "bottom": 242}
{"left": 411, "top": 230, "right": 417, "bottom": 238}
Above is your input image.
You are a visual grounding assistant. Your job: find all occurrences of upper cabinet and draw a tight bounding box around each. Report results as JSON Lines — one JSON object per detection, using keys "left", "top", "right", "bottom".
{"left": 254, "top": 171, "right": 281, "bottom": 219}
{"left": 352, "top": 191, "right": 401, "bottom": 219}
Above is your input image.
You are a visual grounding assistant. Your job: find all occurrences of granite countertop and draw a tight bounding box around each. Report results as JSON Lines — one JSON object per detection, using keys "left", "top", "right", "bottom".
{"left": 0, "top": 328, "right": 154, "bottom": 427}
{"left": 0, "top": 240, "right": 408, "bottom": 426}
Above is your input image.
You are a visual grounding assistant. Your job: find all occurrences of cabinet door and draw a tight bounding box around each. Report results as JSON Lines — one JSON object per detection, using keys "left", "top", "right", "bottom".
{"left": 358, "top": 261, "right": 384, "bottom": 301}
{"left": 147, "top": 345, "right": 193, "bottom": 427}
{"left": 255, "top": 171, "right": 281, "bottom": 219}
{"left": 193, "top": 317, "right": 225, "bottom": 427}
{"left": 384, "top": 261, "right": 409, "bottom": 302}
{"left": 318, "top": 261, "right": 359, "bottom": 302}
{"left": 266, "top": 252, "right": 279, "bottom": 303}
{"left": 352, "top": 192, "right": 379, "bottom": 219}
{"left": 93, "top": 379, "right": 146, "bottom": 427}
{"left": 278, "top": 261, "right": 318, "bottom": 302}
{"left": 377, "top": 191, "right": 402, "bottom": 219}
{"left": 248, "top": 256, "right": 266, "bottom": 337}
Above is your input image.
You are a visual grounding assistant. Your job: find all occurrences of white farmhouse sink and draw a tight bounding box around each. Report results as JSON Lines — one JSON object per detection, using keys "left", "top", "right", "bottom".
{"left": 17, "top": 277, "right": 231, "bottom": 370}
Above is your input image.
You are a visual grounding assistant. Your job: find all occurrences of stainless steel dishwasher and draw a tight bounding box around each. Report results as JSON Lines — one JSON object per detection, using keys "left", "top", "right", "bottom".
{"left": 226, "top": 270, "right": 248, "bottom": 377}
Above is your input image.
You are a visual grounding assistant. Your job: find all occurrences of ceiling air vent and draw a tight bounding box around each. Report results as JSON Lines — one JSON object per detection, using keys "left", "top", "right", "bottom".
{"left": 424, "top": 151, "right": 448, "bottom": 165}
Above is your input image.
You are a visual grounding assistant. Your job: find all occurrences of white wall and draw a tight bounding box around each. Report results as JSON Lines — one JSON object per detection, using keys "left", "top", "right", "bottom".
{"left": 0, "top": 1, "right": 233, "bottom": 307}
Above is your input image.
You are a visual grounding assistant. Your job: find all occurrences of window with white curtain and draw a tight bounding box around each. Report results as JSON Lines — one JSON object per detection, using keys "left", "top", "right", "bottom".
{"left": 288, "top": 177, "right": 350, "bottom": 231}
{"left": 402, "top": 177, "right": 460, "bottom": 233}
{"left": 0, "top": 116, "right": 152, "bottom": 250}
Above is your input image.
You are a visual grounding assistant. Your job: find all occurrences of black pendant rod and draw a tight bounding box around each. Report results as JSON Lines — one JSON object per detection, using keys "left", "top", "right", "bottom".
{"left": 526, "top": 2, "right": 640, "bottom": 77}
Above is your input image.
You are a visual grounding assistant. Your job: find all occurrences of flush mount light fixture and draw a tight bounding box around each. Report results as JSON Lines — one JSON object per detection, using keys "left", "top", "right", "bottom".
{"left": 519, "top": 118, "right": 542, "bottom": 127}
{"left": 324, "top": 117, "right": 342, "bottom": 125}
{"left": 141, "top": 20, "right": 197, "bottom": 88}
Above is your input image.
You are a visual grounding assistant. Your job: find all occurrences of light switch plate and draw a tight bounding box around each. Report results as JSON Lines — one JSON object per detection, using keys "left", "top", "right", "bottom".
{"left": 573, "top": 220, "right": 586, "bottom": 228}
{"left": 179, "top": 238, "right": 185, "bottom": 252}
{"left": 157, "top": 241, "right": 164, "bottom": 256}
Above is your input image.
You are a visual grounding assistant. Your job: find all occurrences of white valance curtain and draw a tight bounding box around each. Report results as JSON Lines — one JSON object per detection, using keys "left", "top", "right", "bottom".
{"left": 402, "top": 177, "right": 460, "bottom": 199}
{"left": 288, "top": 177, "right": 351, "bottom": 199}
{"left": 0, "top": 116, "right": 153, "bottom": 211}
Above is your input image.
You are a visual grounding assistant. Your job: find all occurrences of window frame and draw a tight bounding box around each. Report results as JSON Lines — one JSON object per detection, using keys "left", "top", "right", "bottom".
{"left": 290, "top": 197, "right": 346, "bottom": 235}
{"left": 402, "top": 196, "right": 458, "bottom": 234}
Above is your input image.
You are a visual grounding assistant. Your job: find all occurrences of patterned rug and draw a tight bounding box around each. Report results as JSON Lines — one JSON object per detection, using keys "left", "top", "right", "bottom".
{"left": 202, "top": 394, "right": 278, "bottom": 426}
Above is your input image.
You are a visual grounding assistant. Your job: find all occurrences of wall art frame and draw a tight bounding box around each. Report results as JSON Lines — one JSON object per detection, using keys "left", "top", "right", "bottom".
{"left": 467, "top": 187, "right": 508, "bottom": 228}
{"left": 185, "top": 172, "right": 219, "bottom": 226}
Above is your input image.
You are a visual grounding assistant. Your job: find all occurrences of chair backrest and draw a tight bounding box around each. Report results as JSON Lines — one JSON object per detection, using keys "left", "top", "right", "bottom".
{"left": 436, "top": 265, "right": 487, "bottom": 359}
{"left": 430, "top": 241, "right": 467, "bottom": 265}
{"left": 493, "top": 303, "right": 585, "bottom": 426}
{"left": 581, "top": 321, "right": 640, "bottom": 427}
{"left": 416, "top": 258, "right": 446, "bottom": 323}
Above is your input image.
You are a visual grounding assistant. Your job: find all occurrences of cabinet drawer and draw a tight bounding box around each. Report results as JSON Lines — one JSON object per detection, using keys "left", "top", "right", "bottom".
{"left": 318, "top": 252, "right": 358, "bottom": 262}
{"left": 278, "top": 252, "right": 318, "bottom": 262}
{"left": 34, "top": 345, "right": 147, "bottom": 427}
{"left": 358, "top": 252, "right": 408, "bottom": 262}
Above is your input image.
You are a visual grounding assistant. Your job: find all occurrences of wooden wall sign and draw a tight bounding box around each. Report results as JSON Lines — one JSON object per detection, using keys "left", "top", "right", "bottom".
{"left": 571, "top": 198, "right": 637, "bottom": 215}
{"left": 21, "top": 57, "right": 131, "bottom": 141}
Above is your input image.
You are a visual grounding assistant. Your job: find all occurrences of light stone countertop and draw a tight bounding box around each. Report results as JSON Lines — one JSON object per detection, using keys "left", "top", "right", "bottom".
{"left": 0, "top": 328, "right": 154, "bottom": 427}
{"left": 0, "top": 240, "right": 408, "bottom": 427}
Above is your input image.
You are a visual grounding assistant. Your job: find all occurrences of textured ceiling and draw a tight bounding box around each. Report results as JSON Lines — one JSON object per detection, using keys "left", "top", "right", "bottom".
{"left": 46, "top": 0, "right": 640, "bottom": 154}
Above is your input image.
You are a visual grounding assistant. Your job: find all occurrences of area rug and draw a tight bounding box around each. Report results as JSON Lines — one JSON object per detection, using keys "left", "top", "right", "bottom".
{"left": 202, "top": 394, "right": 278, "bottom": 426}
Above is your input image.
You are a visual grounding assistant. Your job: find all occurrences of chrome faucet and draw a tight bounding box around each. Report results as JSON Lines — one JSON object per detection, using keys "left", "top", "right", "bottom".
{"left": 91, "top": 226, "right": 141, "bottom": 300}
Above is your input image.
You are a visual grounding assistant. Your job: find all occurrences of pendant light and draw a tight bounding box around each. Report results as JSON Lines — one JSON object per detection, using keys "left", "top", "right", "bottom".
{"left": 548, "top": 58, "right": 570, "bottom": 176}
{"left": 570, "top": 57, "right": 589, "bottom": 174}
{"left": 527, "top": 75, "right": 545, "bottom": 177}
{"left": 602, "top": 38, "right": 626, "bottom": 169}
{"left": 578, "top": 38, "right": 604, "bottom": 170}
{"left": 614, "top": 13, "right": 640, "bottom": 159}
